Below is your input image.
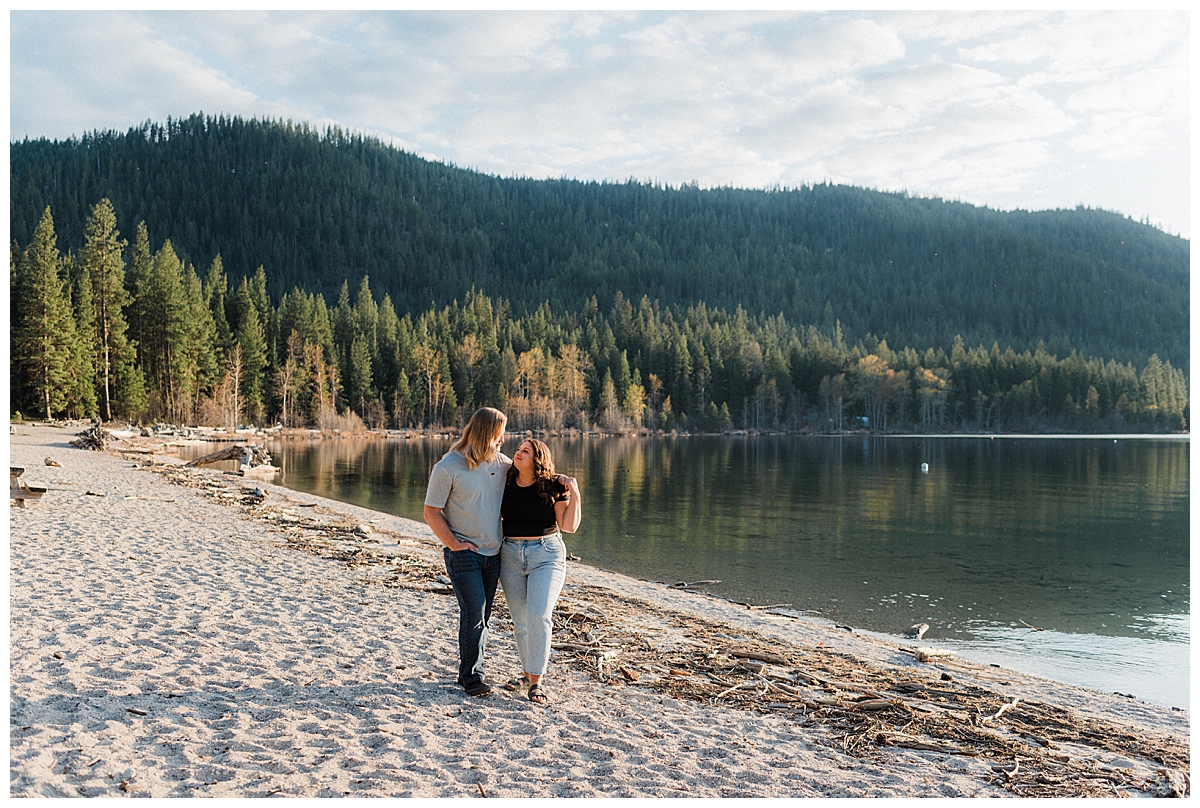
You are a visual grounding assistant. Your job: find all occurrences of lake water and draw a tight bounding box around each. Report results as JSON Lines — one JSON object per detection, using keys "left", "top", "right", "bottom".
{"left": 201, "top": 434, "right": 1190, "bottom": 710}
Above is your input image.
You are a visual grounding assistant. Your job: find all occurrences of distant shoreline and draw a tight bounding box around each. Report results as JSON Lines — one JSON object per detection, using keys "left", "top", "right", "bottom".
{"left": 12, "top": 419, "right": 1188, "bottom": 444}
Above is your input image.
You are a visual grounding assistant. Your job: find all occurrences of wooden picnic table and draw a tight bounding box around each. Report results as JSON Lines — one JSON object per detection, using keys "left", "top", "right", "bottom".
{"left": 10, "top": 466, "right": 46, "bottom": 508}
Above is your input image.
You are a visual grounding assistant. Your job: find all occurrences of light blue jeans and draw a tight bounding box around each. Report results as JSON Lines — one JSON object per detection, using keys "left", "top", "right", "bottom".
{"left": 499, "top": 533, "right": 567, "bottom": 677}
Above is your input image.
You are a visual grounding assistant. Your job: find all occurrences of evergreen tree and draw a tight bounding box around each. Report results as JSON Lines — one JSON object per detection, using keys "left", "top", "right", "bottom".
{"left": 80, "top": 198, "right": 144, "bottom": 419}
{"left": 204, "top": 255, "right": 233, "bottom": 360}
{"left": 250, "top": 265, "right": 275, "bottom": 365}
{"left": 234, "top": 278, "right": 269, "bottom": 422}
{"left": 598, "top": 369, "right": 622, "bottom": 431}
{"left": 347, "top": 334, "right": 374, "bottom": 415}
{"left": 376, "top": 293, "right": 401, "bottom": 394}
{"left": 13, "top": 208, "right": 78, "bottom": 419}
{"left": 275, "top": 329, "right": 306, "bottom": 427}
{"left": 65, "top": 255, "right": 99, "bottom": 419}
{"left": 180, "top": 264, "right": 220, "bottom": 416}
{"left": 331, "top": 280, "right": 354, "bottom": 407}
{"left": 124, "top": 221, "right": 153, "bottom": 379}
{"left": 139, "top": 240, "right": 188, "bottom": 417}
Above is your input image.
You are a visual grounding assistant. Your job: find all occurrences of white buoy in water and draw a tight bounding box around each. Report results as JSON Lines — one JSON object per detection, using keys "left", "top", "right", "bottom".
{"left": 921, "top": 463, "right": 929, "bottom": 473}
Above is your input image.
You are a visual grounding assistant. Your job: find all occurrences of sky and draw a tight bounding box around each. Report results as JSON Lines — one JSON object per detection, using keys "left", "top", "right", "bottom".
{"left": 8, "top": 9, "right": 1192, "bottom": 238}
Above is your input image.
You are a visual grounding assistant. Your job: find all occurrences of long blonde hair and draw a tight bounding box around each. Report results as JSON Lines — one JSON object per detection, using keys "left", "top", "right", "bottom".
{"left": 452, "top": 407, "right": 507, "bottom": 469}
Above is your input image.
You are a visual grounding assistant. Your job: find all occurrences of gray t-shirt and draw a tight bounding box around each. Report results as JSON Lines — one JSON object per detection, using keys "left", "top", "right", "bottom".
{"left": 423, "top": 449, "right": 511, "bottom": 556}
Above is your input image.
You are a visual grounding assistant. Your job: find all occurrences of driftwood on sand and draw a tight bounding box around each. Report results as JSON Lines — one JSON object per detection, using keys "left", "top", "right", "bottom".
{"left": 185, "top": 444, "right": 273, "bottom": 468}
{"left": 70, "top": 425, "right": 114, "bottom": 451}
{"left": 134, "top": 458, "right": 1192, "bottom": 799}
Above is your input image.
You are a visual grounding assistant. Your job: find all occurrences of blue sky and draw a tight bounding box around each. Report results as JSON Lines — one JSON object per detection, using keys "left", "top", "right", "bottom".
{"left": 9, "top": 10, "right": 1191, "bottom": 237}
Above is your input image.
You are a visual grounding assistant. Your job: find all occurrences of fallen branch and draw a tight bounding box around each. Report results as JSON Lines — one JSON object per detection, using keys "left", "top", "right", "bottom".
{"left": 757, "top": 676, "right": 806, "bottom": 699}
{"left": 551, "top": 642, "right": 601, "bottom": 652}
{"left": 726, "top": 649, "right": 789, "bottom": 665}
{"left": 186, "top": 444, "right": 272, "bottom": 468}
{"left": 852, "top": 698, "right": 894, "bottom": 712}
{"left": 668, "top": 580, "right": 721, "bottom": 589}
{"left": 715, "top": 680, "right": 754, "bottom": 700}
{"left": 980, "top": 697, "right": 1020, "bottom": 724}
{"left": 881, "top": 734, "right": 980, "bottom": 757}
{"left": 914, "top": 647, "right": 956, "bottom": 663}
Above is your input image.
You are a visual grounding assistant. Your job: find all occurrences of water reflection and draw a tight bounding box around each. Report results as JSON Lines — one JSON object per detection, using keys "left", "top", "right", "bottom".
{"left": 198, "top": 434, "right": 1189, "bottom": 709}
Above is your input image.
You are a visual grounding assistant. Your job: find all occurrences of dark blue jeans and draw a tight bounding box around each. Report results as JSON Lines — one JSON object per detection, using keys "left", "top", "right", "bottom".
{"left": 443, "top": 547, "right": 501, "bottom": 687}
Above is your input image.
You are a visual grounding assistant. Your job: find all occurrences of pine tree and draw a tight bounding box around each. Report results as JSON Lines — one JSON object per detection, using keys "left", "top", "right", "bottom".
{"left": 13, "top": 208, "right": 78, "bottom": 419}
{"left": 347, "top": 334, "right": 374, "bottom": 415}
{"left": 275, "top": 329, "right": 306, "bottom": 427}
{"left": 250, "top": 265, "right": 275, "bottom": 366}
{"left": 235, "top": 278, "right": 269, "bottom": 422}
{"left": 376, "top": 293, "right": 401, "bottom": 394}
{"left": 124, "top": 221, "right": 153, "bottom": 379}
{"left": 204, "top": 255, "right": 233, "bottom": 361}
{"left": 598, "top": 369, "right": 622, "bottom": 431}
{"left": 65, "top": 255, "right": 99, "bottom": 419}
{"left": 332, "top": 280, "right": 354, "bottom": 405}
{"left": 139, "top": 240, "right": 187, "bottom": 417}
{"left": 81, "top": 198, "right": 144, "bottom": 420}
{"left": 180, "top": 264, "right": 220, "bottom": 416}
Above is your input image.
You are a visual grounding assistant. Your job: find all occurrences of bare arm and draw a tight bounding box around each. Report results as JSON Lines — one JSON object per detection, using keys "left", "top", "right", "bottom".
{"left": 424, "top": 505, "right": 475, "bottom": 551}
{"left": 554, "top": 476, "right": 582, "bottom": 534}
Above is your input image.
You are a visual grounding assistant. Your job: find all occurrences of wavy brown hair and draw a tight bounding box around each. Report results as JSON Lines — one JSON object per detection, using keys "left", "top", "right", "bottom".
{"left": 506, "top": 438, "right": 560, "bottom": 504}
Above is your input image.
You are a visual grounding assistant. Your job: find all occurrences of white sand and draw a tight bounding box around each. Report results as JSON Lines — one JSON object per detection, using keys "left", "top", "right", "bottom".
{"left": 8, "top": 424, "right": 1189, "bottom": 797}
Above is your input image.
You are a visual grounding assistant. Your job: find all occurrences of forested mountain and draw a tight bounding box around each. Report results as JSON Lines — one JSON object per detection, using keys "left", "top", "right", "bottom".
{"left": 10, "top": 113, "right": 1188, "bottom": 368}
{"left": 9, "top": 115, "right": 1189, "bottom": 434}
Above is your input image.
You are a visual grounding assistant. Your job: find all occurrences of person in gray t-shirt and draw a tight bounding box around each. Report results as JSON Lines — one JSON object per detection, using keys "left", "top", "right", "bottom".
{"left": 424, "top": 407, "right": 510, "bottom": 697}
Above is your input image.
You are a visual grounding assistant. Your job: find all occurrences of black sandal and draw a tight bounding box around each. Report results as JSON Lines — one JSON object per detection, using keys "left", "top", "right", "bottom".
{"left": 504, "top": 675, "right": 530, "bottom": 692}
{"left": 527, "top": 683, "right": 548, "bottom": 705}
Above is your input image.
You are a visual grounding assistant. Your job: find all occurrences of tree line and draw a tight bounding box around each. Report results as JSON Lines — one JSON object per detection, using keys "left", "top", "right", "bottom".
{"left": 10, "top": 113, "right": 1190, "bottom": 371}
{"left": 11, "top": 199, "right": 1188, "bottom": 434}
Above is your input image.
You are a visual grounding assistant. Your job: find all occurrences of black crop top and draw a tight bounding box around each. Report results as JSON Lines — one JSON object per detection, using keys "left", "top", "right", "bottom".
{"left": 501, "top": 479, "right": 567, "bottom": 537}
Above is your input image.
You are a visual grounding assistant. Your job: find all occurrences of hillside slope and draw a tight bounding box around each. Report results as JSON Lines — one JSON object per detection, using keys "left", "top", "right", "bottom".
{"left": 9, "top": 113, "right": 1189, "bottom": 367}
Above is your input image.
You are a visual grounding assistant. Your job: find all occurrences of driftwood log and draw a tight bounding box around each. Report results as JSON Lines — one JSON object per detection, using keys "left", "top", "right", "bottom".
{"left": 70, "top": 425, "right": 114, "bottom": 450}
{"left": 186, "top": 444, "right": 272, "bottom": 468}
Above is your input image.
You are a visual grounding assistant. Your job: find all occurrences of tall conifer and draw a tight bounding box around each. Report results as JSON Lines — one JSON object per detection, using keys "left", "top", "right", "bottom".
{"left": 204, "top": 255, "right": 233, "bottom": 360}
{"left": 81, "top": 198, "right": 145, "bottom": 419}
{"left": 65, "top": 255, "right": 99, "bottom": 419}
{"left": 125, "top": 221, "right": 152, "bottom": 378}
{"left": 13, "top": 208, "right": 78, "bottom": 419}
{"left": 235, "top": 278, "right": 268, "bottom": 422}
{"left": 140, "top": 240, "right": 188, "bottom": 416}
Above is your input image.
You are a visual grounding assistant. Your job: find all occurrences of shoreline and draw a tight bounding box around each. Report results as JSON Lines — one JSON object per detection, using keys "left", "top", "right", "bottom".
{"left": 11, "top": 418, "right": 1188, "bottom": 444}
{"left": 9, "top": 424, "right": 1190, "bottom": 797}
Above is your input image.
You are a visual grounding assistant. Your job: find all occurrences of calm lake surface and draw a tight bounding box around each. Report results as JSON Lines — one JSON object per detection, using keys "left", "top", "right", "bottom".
{"left": 211, "top": 434, "right": 1190, "bottom": 710}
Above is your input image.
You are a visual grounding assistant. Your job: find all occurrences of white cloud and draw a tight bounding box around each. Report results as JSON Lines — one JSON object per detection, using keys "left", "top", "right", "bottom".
{"left": 7, "top": 9, "right": 1190, "bottom": 236}
{"left": 954, "top": 11, "right": 1182, "bottom": 69}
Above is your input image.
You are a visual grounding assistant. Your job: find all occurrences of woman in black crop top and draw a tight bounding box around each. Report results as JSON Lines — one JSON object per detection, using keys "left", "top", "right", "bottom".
{"left": 498, "top": 439, "right": 581, "bottom": 705}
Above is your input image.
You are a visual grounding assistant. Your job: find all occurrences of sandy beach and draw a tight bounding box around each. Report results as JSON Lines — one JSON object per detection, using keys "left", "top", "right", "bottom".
{"left": 8, "top": 423, "right": 1190, "bottom": 798}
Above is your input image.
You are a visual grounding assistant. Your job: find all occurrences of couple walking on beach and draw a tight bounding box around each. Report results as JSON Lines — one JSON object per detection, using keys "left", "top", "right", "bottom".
{"left": 423, "top": 407, "right": 582, "bottom": 705}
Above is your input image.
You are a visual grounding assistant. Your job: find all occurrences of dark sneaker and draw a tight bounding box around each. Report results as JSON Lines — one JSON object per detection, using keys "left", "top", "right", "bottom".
{"left": 462, "top": 680, "right": 492, "bottom": 697}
